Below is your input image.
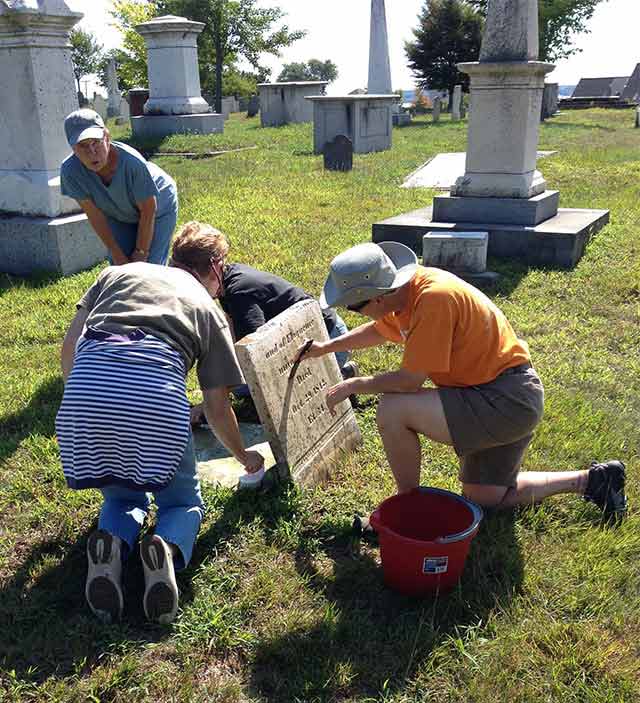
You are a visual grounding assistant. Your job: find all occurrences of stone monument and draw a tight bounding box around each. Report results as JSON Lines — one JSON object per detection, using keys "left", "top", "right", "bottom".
{"left": 0, "top": 0, "right": 106, "bottom": 276}
{"left": 451, "top": 85, "right": 462, "bottom": 121}
{"left": 432, "top": 96, "right": 441, "bottom": 123}
{"left": 372, "top": 0, "right": 610, "bottom": 269}
{"left": 235, "top": 300, "right": 362, "bottom": 487}
{"left": 131, "top": 15, "right": 224, "bottom": 139}
{"left": 323, "top": 135, "right": 353, "bottom": 172}
{"left": 106, "top": 58, "right": 122, "bottom": 118}
{"left": 258, "top": 81, "right": 327, "bottom": 127}
{"left": 307, "top": 0, "right": 397, "bottom": 154}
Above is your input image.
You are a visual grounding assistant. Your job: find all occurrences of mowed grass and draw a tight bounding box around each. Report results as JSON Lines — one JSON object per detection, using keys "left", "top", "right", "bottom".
{"left": 1, "top": 108, "right": 639, "bottom": 702}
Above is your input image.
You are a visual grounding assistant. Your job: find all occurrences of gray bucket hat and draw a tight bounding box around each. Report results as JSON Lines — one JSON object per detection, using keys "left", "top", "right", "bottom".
{"left": 64, "top": 109, "right": 105, "bottom": 147}
{"left": 320, "top": 241, "right": 418, "bottom": 309}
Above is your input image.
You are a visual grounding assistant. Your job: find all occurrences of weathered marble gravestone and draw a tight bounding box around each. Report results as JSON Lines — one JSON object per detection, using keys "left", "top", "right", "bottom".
{"left": 323, "top": 135, "right": 353, "bottom": 171}
{"left": 235, "top": 299, "right": 362, "bottom": 487}
{"left": 132, "top": 15, "right": 224, "bottom": 138}
{"left": 432, "top": 97, "right": 441, "bottom": 123}
{"left": 373, "top": 0, "right": 610, "bottom": 269}
{"left": 451, "top": 85, "right": 462, "bottom": 121}
{"left": 106, "top": 58, "right": 122, "bottom": 118}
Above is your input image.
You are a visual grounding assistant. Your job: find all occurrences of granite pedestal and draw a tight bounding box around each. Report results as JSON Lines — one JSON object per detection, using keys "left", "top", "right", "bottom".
{"left": 131, "top": 113, "right": 224, "bottom": 139}
{"left": 373, "top": 206, "right": 609, "bottom": 269}
{"left": 0, "top": 213, "right": 106, "bottom": 276}
{"left": 307, "top": 95, "right": 395, "bottom": 154}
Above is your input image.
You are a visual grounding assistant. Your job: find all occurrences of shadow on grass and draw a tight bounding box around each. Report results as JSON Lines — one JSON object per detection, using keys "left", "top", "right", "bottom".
{"left": 0, "top": 376, "right": 64, "bottom": 464}
{"left": 0, "top": 471, "right": 297, "bottom": 684}
{"left": 248, "top": 510, "right": 523, "bottom": 702}
{"left": 0, "top": 270, "right": 66, "bottom": 298}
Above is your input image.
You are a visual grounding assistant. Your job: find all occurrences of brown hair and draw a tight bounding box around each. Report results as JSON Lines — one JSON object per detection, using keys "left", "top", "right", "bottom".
{"left": 170, "top": 221, "right": 230, "bottom": 275}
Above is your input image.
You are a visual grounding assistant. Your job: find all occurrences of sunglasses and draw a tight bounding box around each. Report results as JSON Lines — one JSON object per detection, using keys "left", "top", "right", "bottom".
{"left": 346, "top": 299, "right": 370, "bottom": 313}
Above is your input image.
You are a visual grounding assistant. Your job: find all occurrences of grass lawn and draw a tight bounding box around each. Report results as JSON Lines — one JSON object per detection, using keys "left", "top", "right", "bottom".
{"left": 1, "top": 108, "right": 639, "bottom": 702}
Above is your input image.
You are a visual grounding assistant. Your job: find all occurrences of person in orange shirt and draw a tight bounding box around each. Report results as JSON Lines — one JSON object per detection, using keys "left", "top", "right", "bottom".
{"left": 299, "top": 242, "right": 626, "bottom": 521}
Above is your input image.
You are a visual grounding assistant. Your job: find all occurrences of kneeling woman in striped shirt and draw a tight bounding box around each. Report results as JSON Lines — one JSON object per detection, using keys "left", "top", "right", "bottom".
{"left": 56, "top": 227, "right": 264, "bottom": 624}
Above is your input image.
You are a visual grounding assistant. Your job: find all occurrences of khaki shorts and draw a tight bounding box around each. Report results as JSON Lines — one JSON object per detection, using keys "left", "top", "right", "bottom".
{"left": 438, "top": 364, "right": 544, "bottom": 488}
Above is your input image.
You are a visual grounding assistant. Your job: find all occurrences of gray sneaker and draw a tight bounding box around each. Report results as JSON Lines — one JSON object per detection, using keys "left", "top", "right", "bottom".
{"left": 341, "top": 360, "right": 359, "bottom": 380}
{"left": 140, "top": 534, "right": 179, "bottom": 624}
{"left": 584, "top": 460, "right": 627, "bottom": 523}
{"left": 85, "top": 530, "right": 124, "bottom": 623}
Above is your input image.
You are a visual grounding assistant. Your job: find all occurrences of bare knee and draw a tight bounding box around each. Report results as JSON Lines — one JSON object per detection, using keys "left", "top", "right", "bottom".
{"left": 376, "top": 393, "right": 404, "bottom": 431}
{"left": 462, "top": 483, "right": 510, "bottom": 508}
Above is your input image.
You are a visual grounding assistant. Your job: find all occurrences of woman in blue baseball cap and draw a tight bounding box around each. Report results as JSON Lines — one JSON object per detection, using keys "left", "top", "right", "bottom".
{"left": 60, "top": 108, "right": 178, "bottom": 265}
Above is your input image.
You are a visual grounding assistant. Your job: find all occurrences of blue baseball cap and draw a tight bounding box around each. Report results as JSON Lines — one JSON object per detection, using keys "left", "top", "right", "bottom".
{"left": 64, "top": 109, "right": 105, "bottom": 147}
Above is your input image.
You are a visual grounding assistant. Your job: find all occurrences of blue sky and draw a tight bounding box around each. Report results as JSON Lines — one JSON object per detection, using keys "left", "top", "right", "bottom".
{"left": 69, "top": 0, "right": 638, "bottom": 95}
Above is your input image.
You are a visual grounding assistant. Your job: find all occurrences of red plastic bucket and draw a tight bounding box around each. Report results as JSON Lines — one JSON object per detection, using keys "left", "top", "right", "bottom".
{"left": 369, "top": 487, "right": 483, "bottom": 596}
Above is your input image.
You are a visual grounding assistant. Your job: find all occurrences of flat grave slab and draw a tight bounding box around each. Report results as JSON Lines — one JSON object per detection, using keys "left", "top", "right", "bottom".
{"left": 402, "top": 151, "right": 557, "bottom": 190}
{"left": 195, "top": 423, "right": 275, "bottom": 488}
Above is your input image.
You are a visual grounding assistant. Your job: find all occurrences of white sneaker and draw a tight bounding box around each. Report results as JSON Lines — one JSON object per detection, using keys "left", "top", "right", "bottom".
{"left": 85, "top": 530, "right": 124, "bottom": 623}
{"left": 140, "top": 534, "right": 179, "bottom": 624}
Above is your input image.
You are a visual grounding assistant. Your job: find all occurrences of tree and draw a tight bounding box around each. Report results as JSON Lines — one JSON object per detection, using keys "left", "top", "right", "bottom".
{"left": 405, "top": 0, "right": 483, "bottom": 106}
{"left": 466, "top": 0, "right": 607, "bottom": 62}
{"left": 106, "top": 0, "right": 156, "bottom": 91}
{"left": 278, "top": 59, "right": 338, "bottom": 82}
{"left": 69, "top": 28, "right": 103, "bottom": 101}
{"left": 154, "top": 0, "right": 306, "bottom": 113}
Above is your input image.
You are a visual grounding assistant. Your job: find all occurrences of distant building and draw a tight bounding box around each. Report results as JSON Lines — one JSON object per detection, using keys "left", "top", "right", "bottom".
{"left": 562, "top": 64, "right": 640, "bottom": 109}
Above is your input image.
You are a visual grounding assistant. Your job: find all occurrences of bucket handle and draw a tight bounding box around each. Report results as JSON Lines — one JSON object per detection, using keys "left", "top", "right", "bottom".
{"left": 413, "top": 487, "right": 484, "bottom": 544}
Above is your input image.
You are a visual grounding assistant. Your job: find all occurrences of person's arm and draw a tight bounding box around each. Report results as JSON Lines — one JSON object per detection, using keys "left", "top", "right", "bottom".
{"left": 202, "top": 387, "right": 264, "bottom": 472}
{"left": 299, "top": 321, "right": 386, "bottom": 359}
{"left": 131, "top": 195, "right": 157, "bottom": 262}
{"left": 78, "top": 199, "right": 129, "bottom": 265}
{"left": 61, "top": 307, "right": 90, "bottom": 383}
{"left": 325, "top": 368, "right": 428, "bottom": 414}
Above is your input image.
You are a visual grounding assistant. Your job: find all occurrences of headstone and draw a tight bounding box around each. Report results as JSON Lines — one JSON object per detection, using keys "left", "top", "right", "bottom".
{"left": 323, "top": 135, "right": 353, "bottom": 171}
{"left": 432, "top": 96, "right": 441, "bottom": 122}
{"left": 106, "top": 58, "right": 122, "bottom": 118}
{"left": 451, "top": 0, "right": 553, "bottom": 199}
{"left": 238, "top": 96, "right": 249, "bottom": 112}
{"left": 234, "top": 299, "right": 362, "bottom": 487}
{"left": 128, "top": 87, "right": 149, "bottom": 117}
{"left": 368, "top": 0, "right": 392, "bottom": 94}
{"left": 132, "top": 15, "right": 224, "bottom": 138}
{"left": 221, "top": 96, "right": 235, "bottom": 120}
{"left": 423, "top": 231, "right": 488, "bottom": 273}
{"left": 91, "top": 94, "right": 108, "bottom": 120}
{"left": 0, "top": 0, "right": 105, "bottom": 275}
{"left": 451, "top": 85, "right": 462, "bottom": 121}
{"left": 247, "top": 95, "right": 260, "bottom": 117}
{"left": 636, "top": 107, "right": 640, "bottom": 129}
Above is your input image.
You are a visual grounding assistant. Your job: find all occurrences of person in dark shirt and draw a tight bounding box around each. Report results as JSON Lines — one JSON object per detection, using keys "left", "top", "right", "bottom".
{"left": 179, "top": 221, "right": 355, "bottom": 423}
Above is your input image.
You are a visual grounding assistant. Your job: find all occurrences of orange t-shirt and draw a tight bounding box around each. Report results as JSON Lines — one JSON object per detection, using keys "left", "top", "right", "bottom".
{"left": 374, "top": 267, "right": 530, "bottom": 387}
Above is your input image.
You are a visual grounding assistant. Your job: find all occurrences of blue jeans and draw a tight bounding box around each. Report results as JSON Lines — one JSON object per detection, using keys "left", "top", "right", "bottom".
{"left": 108, "top": 204, "right": 178, "bottom": 265}
{"left": 330, "top": 313, "right": 350, "bottom": 370}
{"left": 98, "top": 434, "right": 204, "bottom": 570}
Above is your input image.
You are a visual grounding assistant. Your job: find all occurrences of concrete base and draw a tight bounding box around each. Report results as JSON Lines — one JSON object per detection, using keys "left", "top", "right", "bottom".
{"left": 131, "top": 113, "right": 224, "bottom": 140}
{"left": 433, "top": 190, "right": 559, "bottom": 227}
{"left": 0, "top": 212, "right": 107, "bottom": 276}
{"left": 372, "top": 206, "right": 610, "bottom": 269}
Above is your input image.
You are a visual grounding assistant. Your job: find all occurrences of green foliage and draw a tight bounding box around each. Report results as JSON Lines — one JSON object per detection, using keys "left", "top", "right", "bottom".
{"left": 467, "top": 0, "right": 608, "bottom": 62}
{"left": 69, "top": 28, "right": 103, "bottom": 96}
{"left": 153, "top": 0, "right": 306, "bottom": 111}
{"left": 107, "top": 0, "right": 156, "bottom": 90}
{"left": 278, "top": 58, "right": 338, "bottom": 83}
{"left": 405, "top": 0, "right": 483, "bottom": 103}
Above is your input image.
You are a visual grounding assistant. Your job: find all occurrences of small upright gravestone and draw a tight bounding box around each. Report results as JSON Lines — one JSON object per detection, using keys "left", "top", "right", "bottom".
{"left": 635, "top": 107, "right": 640, "bottom": 129}
{"left": 432, "top": 97, "right": 441, "bottom": 123}
{"left": 247, "top": 95, "right": 260, "bottom": 117}
{"left": 323, "top": 135, "right": 353, "bottom": 172}
{"left": 235, "top": 299, "right": 362, "bottom": 487}
{"left": 451, "top": 85, "right": 462, "bottom": 121}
